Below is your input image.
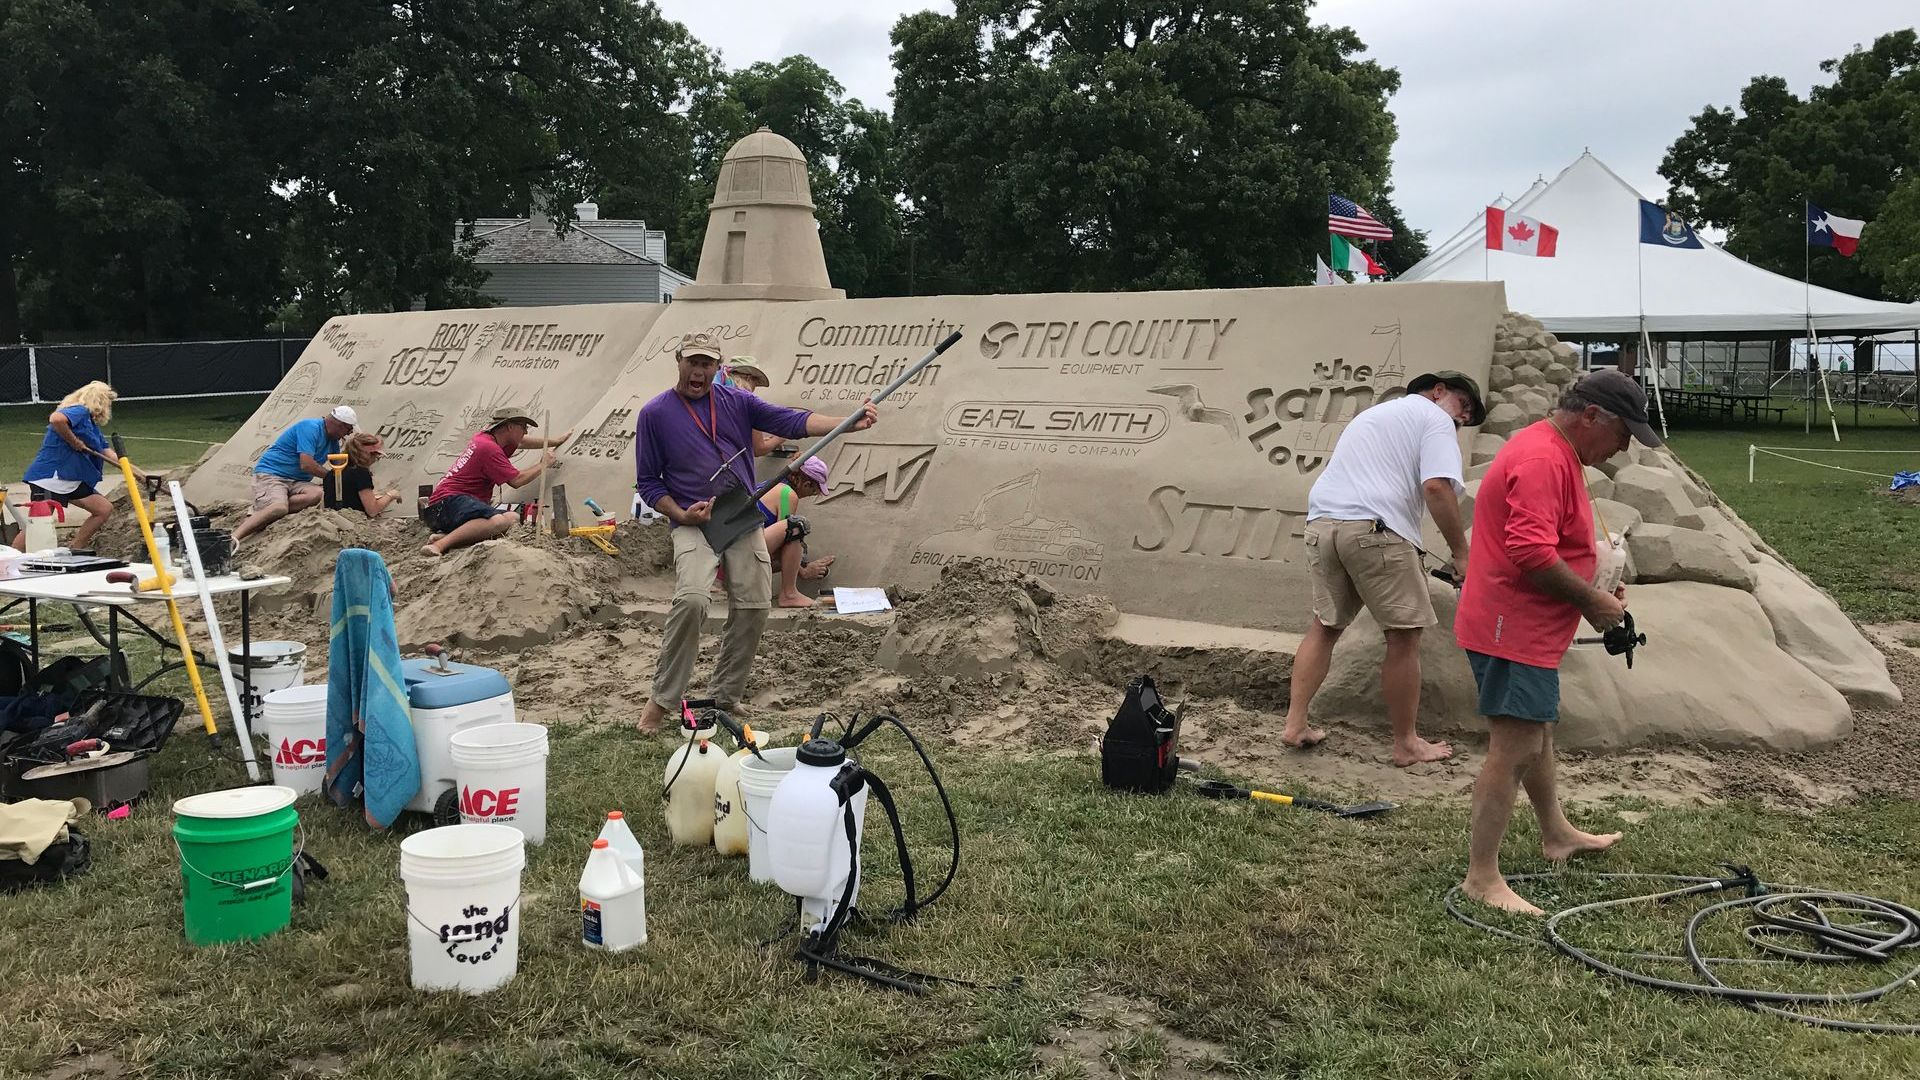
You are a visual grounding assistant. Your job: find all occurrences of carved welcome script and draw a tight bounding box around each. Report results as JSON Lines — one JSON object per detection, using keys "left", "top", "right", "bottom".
{"left": 1242, "top": 359, "right": 1407, "bottom": 472}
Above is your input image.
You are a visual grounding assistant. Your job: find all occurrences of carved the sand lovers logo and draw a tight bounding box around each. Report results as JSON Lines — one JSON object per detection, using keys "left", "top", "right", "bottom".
{"left": 253, "top": 362, "right": 321, "bottom": 435}
{"left": 1243, "top": 323, "right": 1408, "bottom": 472}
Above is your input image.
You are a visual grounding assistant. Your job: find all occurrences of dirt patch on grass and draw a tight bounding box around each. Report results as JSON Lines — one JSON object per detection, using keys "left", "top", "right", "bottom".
{"left": 1037, "top": 993, "right": 1235, "bottom": 1078}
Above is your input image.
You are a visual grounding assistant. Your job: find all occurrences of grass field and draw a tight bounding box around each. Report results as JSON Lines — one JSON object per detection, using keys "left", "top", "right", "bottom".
{"left": 1, "top": 395, "right": 267, "bottom": 478}
{"left": 1663, "top": 414, "right": 1920, "bottom": 622}
{"left": 5, "top": 398, "right": 1920, "bottom": 1077}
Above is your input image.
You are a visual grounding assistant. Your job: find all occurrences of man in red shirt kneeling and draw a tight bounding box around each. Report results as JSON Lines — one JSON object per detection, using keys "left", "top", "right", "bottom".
{"left": 1455, "top": 370, "right": 1661, "bottom": 915}
{"left": 421, "top": 409, "right": 570, "bottom": 557}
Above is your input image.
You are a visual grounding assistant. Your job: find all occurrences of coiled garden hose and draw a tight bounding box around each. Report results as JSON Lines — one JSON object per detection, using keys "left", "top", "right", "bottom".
{"left": 1445, "top": 869, "right": 1920, "bottom": 1034}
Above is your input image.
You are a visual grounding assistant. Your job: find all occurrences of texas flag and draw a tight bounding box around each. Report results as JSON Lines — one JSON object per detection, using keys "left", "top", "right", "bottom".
{"left": 1485, "top": 206, "right": 1558, "bottom": 257}
{"left": 1807, "top": 203, "right": 1867, "bottom": 257}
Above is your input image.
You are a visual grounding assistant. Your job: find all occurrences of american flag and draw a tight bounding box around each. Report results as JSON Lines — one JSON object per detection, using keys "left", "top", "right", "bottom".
{"left": 1329, "top": 194, "right": 1394, "bottom": 241}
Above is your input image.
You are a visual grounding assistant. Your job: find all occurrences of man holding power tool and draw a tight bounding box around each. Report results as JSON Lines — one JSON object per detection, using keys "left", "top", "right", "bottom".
{"left": 632, "top": 333, "right": 877, "bottom": 735}
{"left": 1455, "top": 369, "right": 1659, "bottom": 915}
{"left": 1281, "top": 370, "right": 1484, "bottom": 766}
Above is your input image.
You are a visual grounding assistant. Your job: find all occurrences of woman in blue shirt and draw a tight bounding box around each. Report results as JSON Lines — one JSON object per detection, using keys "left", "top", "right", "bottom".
{"left": 22, "top": 381, "right": 124, "bottom": 550}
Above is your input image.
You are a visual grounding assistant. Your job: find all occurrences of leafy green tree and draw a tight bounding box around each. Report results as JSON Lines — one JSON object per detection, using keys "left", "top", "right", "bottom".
{"left": 1660, "top": 29, "right": 1920, "bottom": 302}
{"left": 889, "top": 0, "right": 1410, "bottom": 295}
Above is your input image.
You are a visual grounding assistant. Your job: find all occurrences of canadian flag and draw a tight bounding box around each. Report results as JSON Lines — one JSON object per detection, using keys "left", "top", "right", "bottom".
{"left": 1485, "top": 207, "right": 1558, "bottom": 257}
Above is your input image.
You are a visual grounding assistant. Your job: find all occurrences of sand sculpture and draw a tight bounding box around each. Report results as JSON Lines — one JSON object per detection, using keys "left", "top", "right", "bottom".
{"left": 186, "top": 128, "right": 1898, "bottom": 753}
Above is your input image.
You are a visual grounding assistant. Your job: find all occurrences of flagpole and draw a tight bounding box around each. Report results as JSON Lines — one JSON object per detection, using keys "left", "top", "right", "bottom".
{"left": 1636, "top": 214, "right": 1669, "bottom": 440}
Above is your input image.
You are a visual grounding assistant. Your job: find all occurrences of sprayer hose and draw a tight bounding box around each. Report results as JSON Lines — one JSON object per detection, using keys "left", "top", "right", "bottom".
{"left": 1445, "top": 871, "right": 1920, "bottom": 1034}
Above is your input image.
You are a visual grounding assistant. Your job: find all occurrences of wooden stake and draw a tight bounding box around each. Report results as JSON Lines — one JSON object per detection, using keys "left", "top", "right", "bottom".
{"left": 531, "top": 410, "right": 554, "bottom": 539}
{"left": 548, "top": 482, "right": 571, "bottom": 538}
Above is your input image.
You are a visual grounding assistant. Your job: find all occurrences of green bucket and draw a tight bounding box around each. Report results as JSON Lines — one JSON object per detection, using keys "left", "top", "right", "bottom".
{"left": 172, "top": 785, "right": 300, "bottom": 946}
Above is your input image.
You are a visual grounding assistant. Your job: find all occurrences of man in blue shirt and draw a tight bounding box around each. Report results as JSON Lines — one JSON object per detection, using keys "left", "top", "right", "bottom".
{"left": 232, "top": 405, "right": 358, "bottom": 542}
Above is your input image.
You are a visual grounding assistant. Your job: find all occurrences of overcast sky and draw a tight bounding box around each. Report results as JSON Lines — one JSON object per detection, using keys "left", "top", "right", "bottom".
{"left": 659, "top": 1, "right": 1914, "bottom": 243}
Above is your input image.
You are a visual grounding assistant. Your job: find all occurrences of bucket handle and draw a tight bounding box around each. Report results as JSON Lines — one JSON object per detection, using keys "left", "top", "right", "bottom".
{"left": 403, "top": 894, "right": 521, "bottom": 944}
{"left": 174, "top": 823, "right": 307, "bottom": 893}
{"left": 740, "top": 793, "right": 766, "bottom": 835}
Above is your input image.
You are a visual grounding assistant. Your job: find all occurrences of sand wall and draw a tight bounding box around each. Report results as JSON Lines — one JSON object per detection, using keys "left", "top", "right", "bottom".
{"left": 191, "top": 282, "right": 1504, "bottom": 632}
{"left": 184, "top": 303, "right": 670, "bottom": 505}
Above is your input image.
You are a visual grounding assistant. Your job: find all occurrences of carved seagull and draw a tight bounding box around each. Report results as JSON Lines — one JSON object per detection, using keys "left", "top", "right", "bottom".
{"left": 1149, "top": 383, "right": 1239, "bottom": 437}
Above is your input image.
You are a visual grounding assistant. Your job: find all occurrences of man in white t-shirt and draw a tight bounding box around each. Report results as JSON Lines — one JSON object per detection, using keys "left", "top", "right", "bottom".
{"left": 1282, "top": 370, "right": 1483, "bottom": 766}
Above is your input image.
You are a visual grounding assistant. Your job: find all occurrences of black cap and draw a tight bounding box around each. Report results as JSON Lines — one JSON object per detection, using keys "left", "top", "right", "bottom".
{"left": 1572, "top": 369, "right": 1663, "bottom": 447}
{"left": 1406, "top": 370, "right": 1487, "bottom": 426}
{"left": 796, "top": 738, "right": 846, "bottom": 767}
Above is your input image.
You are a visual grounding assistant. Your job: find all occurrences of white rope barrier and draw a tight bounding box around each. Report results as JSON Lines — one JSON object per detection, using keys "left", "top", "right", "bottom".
{"left": 1748, "top": 445, "right": 1914, "bottom": 481}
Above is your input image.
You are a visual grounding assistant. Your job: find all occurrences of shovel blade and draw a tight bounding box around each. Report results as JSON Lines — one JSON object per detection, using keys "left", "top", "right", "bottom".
{"left": 1332, "top": 800, "right": 1396, "bottom": 819}
{"left": 701, "top": 484, "right": 764, "bottom": 554}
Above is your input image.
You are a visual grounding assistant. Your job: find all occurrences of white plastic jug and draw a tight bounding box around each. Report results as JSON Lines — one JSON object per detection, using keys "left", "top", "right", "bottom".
{"left": 20, "top": 505, "right": 58, "bottom": 553}
{"left": 1593, "top": 531, "right": 1627, "bottom": 596}
{"left": 712, "top": 734, "right": 767, "bottom": 857}
{"left": 663, "top": 723, "right": 724, "bottom": 847}
{"left": 597, "top": 811, "right": 646, "bottom": 878}
{"left": 579, "top": 838, "right": 646, "bottom": 952}
{"left": 768, "top": 739, "right": 868, "bottom": 934}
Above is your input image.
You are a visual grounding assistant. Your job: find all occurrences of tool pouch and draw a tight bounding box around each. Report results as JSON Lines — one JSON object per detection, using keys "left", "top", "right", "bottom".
{"left": 1100, "top": 675, "right": 1182, "bottom": 794}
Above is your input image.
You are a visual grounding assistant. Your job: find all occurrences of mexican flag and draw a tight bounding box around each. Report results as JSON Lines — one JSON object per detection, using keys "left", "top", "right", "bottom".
{"left": 1329, "top": 233, "right": 1386, "bottom": 277}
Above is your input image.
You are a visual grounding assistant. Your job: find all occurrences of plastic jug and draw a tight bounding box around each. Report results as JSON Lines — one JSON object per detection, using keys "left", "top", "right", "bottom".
{"left": 663, "top": 721, "right": 724, "bottom": 846}
{"left": 712, "top": 735, "right": 767, "bottom": 857}
{"left": 768, "top": 738, "right": 868, "bottom": 934}
{"left": 1593, "top": 531, "right": 1627, "bottom": 596}
{"left": 597, "top": 811, "right": 645, "bottom": 878}
{"left": 579, "top": 839, "right": 646, "bottom": 952}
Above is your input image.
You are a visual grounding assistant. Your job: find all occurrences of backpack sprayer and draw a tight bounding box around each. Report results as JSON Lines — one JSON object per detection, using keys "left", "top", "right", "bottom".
{"left": 763, "top": 710, "right": 961, "bottom": 993}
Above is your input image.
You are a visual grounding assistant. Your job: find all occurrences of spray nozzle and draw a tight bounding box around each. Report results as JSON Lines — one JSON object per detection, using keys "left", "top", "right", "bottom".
{"left": 1575, "top": 611, "right": 1647, "bottom": 668}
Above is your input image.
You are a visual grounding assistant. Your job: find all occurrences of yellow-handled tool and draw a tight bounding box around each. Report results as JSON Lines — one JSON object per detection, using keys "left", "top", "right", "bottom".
{"left": 1190, "top": 777, "right": 1394, "bottom": 818}
{"left": 569, "top": 524, "right": 619, "bottom": 556}
{"left": 327, "top": 452, "right": 349, "bottom": 503}
{"left": 110, "top": 435, "right": 221, "bottom": 743}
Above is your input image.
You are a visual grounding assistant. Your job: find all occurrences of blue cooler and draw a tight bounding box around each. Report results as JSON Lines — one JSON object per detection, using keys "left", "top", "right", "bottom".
{"left": 402, "top": 658, "right": 515, "bottom": 817}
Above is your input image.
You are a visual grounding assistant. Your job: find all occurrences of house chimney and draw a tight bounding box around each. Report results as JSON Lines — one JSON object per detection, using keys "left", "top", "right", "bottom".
{"left": 528, "top": 190, "right": 554, "bottom": 233}
{"left": 574, "top": 201, "right": 599, "bottom": 222}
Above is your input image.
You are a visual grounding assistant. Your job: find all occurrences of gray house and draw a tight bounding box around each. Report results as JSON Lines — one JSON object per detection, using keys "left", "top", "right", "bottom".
{"left": 461, "top": 203, "right": 692, "bottom": 306}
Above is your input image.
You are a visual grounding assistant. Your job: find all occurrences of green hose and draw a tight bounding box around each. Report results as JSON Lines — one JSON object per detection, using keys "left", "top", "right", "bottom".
{"left": 1445, "top": 870, "right": 1920, "bottom": 1034}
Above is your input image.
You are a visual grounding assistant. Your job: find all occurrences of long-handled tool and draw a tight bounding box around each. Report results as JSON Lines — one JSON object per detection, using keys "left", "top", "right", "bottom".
{"left": 326, "top": 452, "right": 349, "bottom": 504}
{"left": 1188, "top": 777, "right": 1395, "bottom": 818}
{"left": 700, "top": 329, "right": 963, "bottom": 554}
{"left": 170, "top": 480, "right": 262, "bottom": 781}
{"left": 109, "top": 435, "right": 222, "bottom": 747}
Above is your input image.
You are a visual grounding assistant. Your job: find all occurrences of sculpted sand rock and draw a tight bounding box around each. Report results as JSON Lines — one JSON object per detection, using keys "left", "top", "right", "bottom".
{"left": 1626, "top": 523, "right": 1757, "bottom": 591}
{"left": 1314, "top": 581, "right": 1852, "bottom": 752}
{"left": 1750, "top": 559, "right": 1902, "bottom": 710}
{"left": 1610, "top": 463, "right": 1707, "bottom": 530}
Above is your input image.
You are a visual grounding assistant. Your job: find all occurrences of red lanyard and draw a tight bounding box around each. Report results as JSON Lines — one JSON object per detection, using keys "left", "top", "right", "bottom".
{"left": 680, "top": 392, "right": 720, "bottom": 448}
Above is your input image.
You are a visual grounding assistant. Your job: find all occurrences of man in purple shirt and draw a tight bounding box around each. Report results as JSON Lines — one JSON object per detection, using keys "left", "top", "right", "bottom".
{"left": 634, "top": 332, "right": 878, "bottom": 734}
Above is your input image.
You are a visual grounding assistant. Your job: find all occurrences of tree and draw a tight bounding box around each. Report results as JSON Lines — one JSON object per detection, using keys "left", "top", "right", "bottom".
{"left": 1660, "top": 29, "right": 1920, "bottom": 302}
{"left": 889, "top": 0, "right": 1409, "bottom": 295}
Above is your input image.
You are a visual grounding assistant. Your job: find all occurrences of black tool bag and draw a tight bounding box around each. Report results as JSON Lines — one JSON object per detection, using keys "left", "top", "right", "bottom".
{"left": 1100, "top": 675, "right": 1182, "bottom": 794}
{"left": 0, "top": 829, "right": 91, "bottom": 891}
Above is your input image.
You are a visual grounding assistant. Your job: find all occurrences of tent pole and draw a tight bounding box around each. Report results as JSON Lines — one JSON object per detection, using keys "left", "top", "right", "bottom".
{"left": 1814, "top": 323, "right": 1839, "bottom": 442}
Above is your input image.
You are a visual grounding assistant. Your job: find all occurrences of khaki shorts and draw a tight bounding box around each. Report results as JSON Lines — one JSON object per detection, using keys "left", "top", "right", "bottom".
{"left": 1303, "top": 518, "right": 1436, "bottom": 631}
{"left": 249, "top": 474, "right": 312, "bottom": 515}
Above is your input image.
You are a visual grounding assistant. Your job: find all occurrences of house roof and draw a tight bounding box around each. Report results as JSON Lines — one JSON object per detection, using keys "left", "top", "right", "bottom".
{"left": 468, "top": 220, "right": 648, "bottom": 266}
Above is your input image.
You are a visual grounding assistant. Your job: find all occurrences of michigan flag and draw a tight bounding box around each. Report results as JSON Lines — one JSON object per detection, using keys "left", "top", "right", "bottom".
{"left": 1638, "top": 200, "right": 1703, "bottom": 249}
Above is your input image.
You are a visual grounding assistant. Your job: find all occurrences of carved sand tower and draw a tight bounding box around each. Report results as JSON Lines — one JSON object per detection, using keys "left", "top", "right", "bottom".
{"left": 676, "top": 127, "right": 845, "bottom": 302}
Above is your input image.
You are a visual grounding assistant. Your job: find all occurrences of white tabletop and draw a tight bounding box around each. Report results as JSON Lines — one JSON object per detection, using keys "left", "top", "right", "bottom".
{"left": 0, "top": 562, "right": 291, "bottom": 605}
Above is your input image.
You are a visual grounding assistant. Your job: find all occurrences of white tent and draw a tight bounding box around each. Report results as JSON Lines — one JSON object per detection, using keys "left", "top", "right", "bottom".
{"left": 1399, "top": 153, "right": 1920, "bottom": 337}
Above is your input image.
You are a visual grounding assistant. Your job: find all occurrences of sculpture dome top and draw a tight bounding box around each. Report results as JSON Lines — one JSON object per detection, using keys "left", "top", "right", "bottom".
{"left": 723, "top": 127, "right": 805, "bottom": 163}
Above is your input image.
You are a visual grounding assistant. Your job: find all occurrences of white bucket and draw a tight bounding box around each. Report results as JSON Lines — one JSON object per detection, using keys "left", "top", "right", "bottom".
{"left": 399, "top": 823, "right": 525, "bottom": 994}
{"left": 262, "top": 684, "right": 327, "bottom": 795}
{"left": 737, "top": 746, "right": 798, "bottom": 884}
{"left": 449, "top": 724, "right": 549, "bottom": 845}
{"left": 229, "top": 641, "right": 308, "bottom": 729}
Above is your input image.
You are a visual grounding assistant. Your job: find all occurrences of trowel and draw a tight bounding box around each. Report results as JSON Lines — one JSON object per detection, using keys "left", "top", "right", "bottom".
{"left": 1186, "top": 777, "right": 1395, "bottom": 819}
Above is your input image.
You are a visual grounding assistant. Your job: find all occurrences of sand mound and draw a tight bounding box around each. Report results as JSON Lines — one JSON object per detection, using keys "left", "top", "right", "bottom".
{"left": 233, "top": 512, "right": 675, "bottom": 650}
{"left": 878, "top": 559, "right": 1118, "bottom": 678}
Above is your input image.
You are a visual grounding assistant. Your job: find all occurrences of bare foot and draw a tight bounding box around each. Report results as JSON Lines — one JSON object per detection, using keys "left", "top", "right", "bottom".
{"left": 1282, "top": 724, "right": 1327, "bottom": 749}
{"left": 777, "top": 591, "right": 818, "bottom": 608}
{"left": 635, "top": 701, "right": 666, "bottom": 735}
{"left": 420, "top": 544, "right": 442, "bottom": 558}
{"left": 1461, "top": 877, "right": 1546, "bottom": 917}
{"left": 1543, "top": 828, "right": 1624, "bottom": 863}
{"left": 1392, "top": 737, "right": 1453, "bottom": 767}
